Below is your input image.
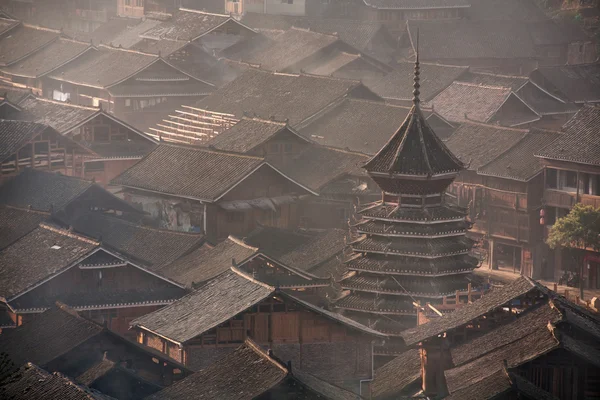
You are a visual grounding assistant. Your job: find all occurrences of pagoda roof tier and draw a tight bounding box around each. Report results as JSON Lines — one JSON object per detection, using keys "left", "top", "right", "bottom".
{"left": 354, "top": 219, "right": 468, "bottom": 238}
{"left": 334, "top": 293, "right": 416, "bottom": 316}
{"left": 370, "top": 175, "right": 457, "bottom": 196}
{"left": 346, "top": 254, "right": 479, "bottom": 276}
{"left": 364, "top": 105, "right": 464, "bottom": 178}
{"left": 352, "top": 236, "right": 474, "bottom": 259}
{"left": 340, "top": 273, "right": 472, "bottom": 298}
{"left": 358, "top": 202, "right": 467, "bottom": 223}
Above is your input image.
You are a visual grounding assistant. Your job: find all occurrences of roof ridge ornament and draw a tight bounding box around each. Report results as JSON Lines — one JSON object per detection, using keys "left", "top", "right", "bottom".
{"left": 413, "top": 28, "right": 420, "bottom": 105}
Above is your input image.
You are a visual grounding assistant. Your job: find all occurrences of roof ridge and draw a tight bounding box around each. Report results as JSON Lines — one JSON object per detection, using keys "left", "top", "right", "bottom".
{"left": 347, "top": 98, "right": 411, "bottom": 109}
{"left": 21, "top": 23, "right": 61, "bottom": 33}
{"left": 244, "top": 338, "right": 290, "bottom": 373}
{"left": 469, "top": 71, "right": 528, "bottom": 80}
{"left": 161, "top": 142, "right": 265, "bottom": 160}
{"left": 230, "top": 266, "right": 276, "bottom": 291}
{"left": 227, "top": 235, "right": 260, "bottom": 251}
{"left": 318, "top": 144, "right": 370, "bottom": 157}
{"left": 459, "top": 120, "right": 530, "bottom": 133}
{"left": 453, "top": 81, "right": 512, "bottom": 91}
{"left": 81, "top": 212, "right": 205, "bottom": 237}
{"left": 0, "top": 204, "right": 51, "bottom": 215}
{"left": 56, "top": 36, "right": 94, "bottom": 46}
{"left": 241, "top": 116, "right": 287, "bottom": 125}
{"left": 178, "top": 7, "right": 230, "bottom": 18}
{"left": 97, "top": 43, "right": 159, "bottom": 57}
{"left": 289, "top": 25, "right": 339, "bottom": 39}
{"left": 39, "top": 223, "right": 100, "bottom": 245}
{"left": 22, "top": 96, "right": 99, "bottom": 111}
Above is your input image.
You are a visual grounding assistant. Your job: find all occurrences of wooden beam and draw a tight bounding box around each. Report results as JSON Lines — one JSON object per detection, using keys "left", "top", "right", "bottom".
{"left": 181, "top": 104, "right": 236, "bottom": 117}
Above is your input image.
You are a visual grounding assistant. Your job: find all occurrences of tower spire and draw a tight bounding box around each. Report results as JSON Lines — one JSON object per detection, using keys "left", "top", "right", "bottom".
{"left": 413, "top": 28, "right": 420, "bottom": 105}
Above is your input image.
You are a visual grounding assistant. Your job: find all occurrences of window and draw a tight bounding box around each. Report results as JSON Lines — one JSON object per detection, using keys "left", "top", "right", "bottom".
{"left": 85, "top": 161, "right": 105, "bottom": 172}
{"left": 560, "top": 170, "right": 578, "bottom": 190}
{"left": 546, "top": 168, "right": 557, "bottom": 189}
{"left": 125, "top": 99, "right": 131, "bottom": 107}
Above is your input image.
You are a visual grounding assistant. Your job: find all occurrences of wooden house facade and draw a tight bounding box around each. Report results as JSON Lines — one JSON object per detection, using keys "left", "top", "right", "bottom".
{"left": 445, "top": 122, "right": 560, "bottom": 278}
{"left": 333, "top": 62, "right": 477, "bottom": 353}
{"left": 536, "top": 105, "right": 600, "bottom": 285}
{"left": 111, "top": 144, "right": 316, "bottom": 241}
{"left": 0, "top": 120, "right": 92, "bottom": 182}
{"left": 132, "top": 268, "right": 385, "bottom": 390}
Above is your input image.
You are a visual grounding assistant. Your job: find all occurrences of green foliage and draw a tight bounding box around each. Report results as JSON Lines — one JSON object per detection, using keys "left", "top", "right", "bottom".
{"left": 547, "top": 204, "right": 600, "bottom": 251}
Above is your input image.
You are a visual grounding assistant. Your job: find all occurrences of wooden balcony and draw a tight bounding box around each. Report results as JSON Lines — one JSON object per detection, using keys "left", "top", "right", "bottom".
{"left": 489, "top": 223, "right": 529, "bottom": 243}
{"left": 581, "top": 194, "right": 600, "bottom": 208}
{"left": 544, "top": 189, "right": 576, "bottom": 209}
{"left": 488, "top": 190, "right": 527, "bottom": 210}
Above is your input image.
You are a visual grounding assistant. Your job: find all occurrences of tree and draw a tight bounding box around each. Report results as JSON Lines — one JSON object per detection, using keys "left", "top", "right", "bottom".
{"left": 546, "top": 203, "right": 600, "bottom": 299}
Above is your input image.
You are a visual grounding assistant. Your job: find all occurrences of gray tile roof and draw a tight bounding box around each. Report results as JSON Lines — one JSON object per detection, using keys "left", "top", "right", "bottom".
{"left": 17, "top": 96, "right": 98, "bottom": 134}
{"left": 364, "top": 0, "right": 469, "bottom": 9}
{"left": 271, "top": 145, "right": 368, "bottom": 192}
{"left": 0, "top": 17, "right": 19, "bottom": 36}
{"left": 140, "top": 9, "right": 245, "bottom": 41}
{"left": 155, "top": 237, "right": 258, "bottom": 287}
{"left": 132, "top": 270, "right": 274, "bottom": 344}
{"left": 0, "top": 305, "right": 102, "bottom": 367}
{"left": 516, "top": 82, "right": 580, "bottom": 116}
{"left": 69, "top": 212, "right": 205, "bottom": 269}
{"left": 195, "top": 68, "right": 370, "bottom": 126}
{"left": 530, "top": 63, "right": 600, "bottom": 103}
{"left": 458, "top": 71, "right": 528, "bottom": 92}
{"left": 0, "top": 363, "right": 115, "bottom": 400}
{"left": 0, "top": 119, "right": 53, "bottom": 163}
{"left": 292, "top": 369, "right": 362, "bottom": 400}
{"left": 0, "top": 24, "right": 60, "bottom": 67}
{"left": 465, "top": 0, "right": 547, "bottom": 20}
{"left": 0, "top": 205, "right": 48, "bottom": 250}
{"left": 444, "top": 122, "right": 528, "bottom": 170}
{"left": 370, "top": 349, "right": 421, "bottom": 398}
{"left": 2, "top": 38, "right": 92, "bottom": 78}
{"left": 399, "top": 276, "right": 537, "bottom": 345}
{"left": 367, "top": 63, "right": 467, "bottom": 102}
{"left": 535, "top": 105, "right": 600, "bottom": 166}
{"left": 0, "top": 224, "right": 97, "bottom": 299}
{"left": 111, "top": 144, "right": 266, "bottom": 201}
{"left": 478, "top": 130, "right": 560, "bottom": 181}
{"left": 206, "top": 117, "right": 306, "bottom": 153}
{"left": 406, "top": 20, "right": 537, "bottom": 60}
{"left": 48, "top": 45, "right": 158, "bottom": 88}
{"left": 106, "top": 18, "right": 163, "bottom": 49}
{"left": 146, "top": 341, "right": 288, "bottom": 399}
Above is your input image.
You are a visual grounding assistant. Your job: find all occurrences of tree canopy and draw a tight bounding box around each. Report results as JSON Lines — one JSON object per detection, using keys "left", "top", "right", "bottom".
{"left": 547, "top": 203, "right": 600, "bottom": 252}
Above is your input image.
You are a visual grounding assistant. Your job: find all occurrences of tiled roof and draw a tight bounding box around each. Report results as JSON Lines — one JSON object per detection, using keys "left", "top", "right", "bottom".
{"left": 530, "top": 63, "right": 600, "bottom": 103}
{"left": 334, "top": 292, "right": 414, "bottom": 315}
{"left": 465, "top": 0, "right": 547, "bottom": 21}
{"left": 367, "top": 62, "right": 467, "bottom": 102}
{"left": 86, "top": 141, "right": 157, "bottom": 159}
{"left": 352, "top": 236, "right": 473, "bottom": 258}
{"left": 155, "top": 237, "right": 258, "bottom": 287}
{"left": 232, "top": 28, "right": 338, "bottom": 72}
{"left": 427, "top": 82, "right": 516, "bottom": 124}
{"left": 399, "top": 276, "right": 538, "bottom": 345}
{"left": 48, "top": 45, "right": 158, "bottom": 89}
{"left": 16, "top": 96, "right": 98, "bottom": 133}
{"left": 2, "top": 38, "right": 92, "bottom": 78}
{"left": 0, "top": 363, "right": 115, "bottom": 400}
{"left": 303, "top": 51, "right": 360, "bottom": 76}
{"left": 0, "top": 24, "right": 60, "bottom": 67}
{"left": 341, "top": 274, "right": 471, "bottom": 297}
{"left": 444, "top": 323, "right": 559, "bottom": 393}
{"left": 0, "top": 119, "right": 53, "bottom": 163}
{"left": 535, "top": 105, "right": 600, "bottom": 166}
{"left": 406, "top": 20, "right": 536, "bottom": 60}
{"left": 271, "top": 145, "right": 368, "bottom": 192}
{"left": 206, "top": 117, "right": 307, "bottom": 153}
{"left": 65, "top": 18, "right": 141, "bottom": 46}
{"left": 364, "top": 0, "right": 469, "bottom": 9}
{"left": 105, "top": 18, "right": 163, "bottom": 49}
{"left": 108, "top": 78, "right": 213, "bottom": 98}
{"left": 244, "top": 226, "right": 346, "bottom": 277}
{"left": 478, "top": 130, "right": 560, "bottom": 181}
{"left": 515, "top": 81, "right": 580, "bottom": 116}
{"left": 0, "top": 205, "right": 48, "bottom": 250}
{"left": 69, "top": 212, "right": 204, "bottom": 268}
{"left": 445, "top": 122, "right": 528, "bottom": 170}
{"left": 292, "top": 369, "right": 361, "bottom": 400}
{"left": 241, "top": 13, "right": 385, "bottom": 51}
{"left": 195, "top": 68, "right": 369, "bottom": 126}
{"left": 355, "top": 219, "right": 468, "bottom": 237}
{"left": 111, "top": 144, "right": 267, "bottom": 201}
{"left": 130, "top": 38, "right": 188, "bottom": 56}
{"left": 370, "top": 349, "right": 421, "bottom": 398}
{"left": 363, "top": 105, "right": 464, "bottom": 176}
{"left": 0, "top": 305, "right": 102, "bottom": 367}
{"left": 0, "top": 169, "right": 139, "bottom": 214}
{"left": 450, "top": 302, "right": 562, "bottom": 367}
{"left": 347, "top": 254, "right": 478, "bottom": 276}
{"left": 0, "top": 85, "right": 32, "bottom": 104}
{"left": 131, "top": 270, "right": 274, "bottom": 343}
{"left": 0, "top": 17, "right": 19, "bottom": 36}
{"left": 146, "top": 341, "right": 288, "bottom": 399}
{"left": 458, "top": 71, "right": 528, "bottom": 92}
{"left": 0, "top": 224, "right": 97, "bottom": 299}
{"left": 359, "top": 202, "right": 466, "bottom": 222}
{"left": 298, "top": 99, "right": 414, "bottom": 155}
{"left": 140, "top": 9, "right": 244, "bottom": 41}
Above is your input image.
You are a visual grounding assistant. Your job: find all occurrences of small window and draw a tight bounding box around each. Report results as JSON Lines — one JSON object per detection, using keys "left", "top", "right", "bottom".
{"left": 564, "top": 170, "right": 577, "bottom": 188}
{"left": 125, "top": 99, "right": 131, "bottom": 107}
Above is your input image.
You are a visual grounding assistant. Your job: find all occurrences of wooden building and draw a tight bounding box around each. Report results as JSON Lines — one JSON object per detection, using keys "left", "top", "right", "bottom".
{"left": 0, "top": 223, "right": 188, "bottom": 337}
{"left": 146, "top": 339, "right": 361, "bottom": 400}
{"left": 0, "top": 120, "right": 92, "bottom": 181}
{"left": 445, "top": 122, "right": 560, "bottom": 278}
{"left": 111, "top": 144, "right": 316, "bottom": 240}
{"left": 390, "top": 277, "right": 600, "bottom": 399}
{"left": 535, "top": 105, "right": 600, "bottom": 284}
{"left": 333, "top": 61, "right": 477, "bottom": 351}
{"left": 530, "top": 63, "right": 600, "bottom": 106}
{"left": 0, "top": 304, "right": 192, "bottom": 397}
{"left": 131, "top": 268, "right": 386, "bottom": 390}
{"left": 13, "top": 96, "right": 157, "bottom": 185}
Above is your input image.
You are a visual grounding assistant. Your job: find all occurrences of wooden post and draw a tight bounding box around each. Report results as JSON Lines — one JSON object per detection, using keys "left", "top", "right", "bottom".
{"left": 554, "top": 283, "right": 558, "bottom": 292}
{"left": 468, "top": 283, "right": 472, "bottom": 303}
{"left": 30, "top": 142, "right": 35, "bottom": 167}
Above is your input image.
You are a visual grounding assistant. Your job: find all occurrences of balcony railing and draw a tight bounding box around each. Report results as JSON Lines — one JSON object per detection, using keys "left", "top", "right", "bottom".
{"left": 544, "top": 189, "right": 576, "bottom": 208}
{"left": 581, "top": 194, "right": 600, "bottom": 208}
{"left": 488, "top": 190, "right": 527, "bottom": 210}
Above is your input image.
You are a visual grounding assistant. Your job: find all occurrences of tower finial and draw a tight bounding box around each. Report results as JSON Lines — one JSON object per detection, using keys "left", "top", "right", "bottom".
{"left": 413, "top": 28, "right": 420, "bottom": 105}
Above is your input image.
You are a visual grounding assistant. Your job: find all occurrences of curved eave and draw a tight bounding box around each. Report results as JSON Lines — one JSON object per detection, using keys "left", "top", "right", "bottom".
{"left": 356, "top": 228, "right": 466, "bottom": 239}
{"left": 334, "top": 304, "right": 416, "bottom": 316}
{"left": 351, "top": 247, "right": 471, "bottom": 259}
{"left": 340, "top": 285, "right": 453, "bottom": 299}
{"left": 360, "top": 215, "right": 466, "bottom": 224}
{"left": 367, "top": 170, "right": 460, "bottom": 180}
